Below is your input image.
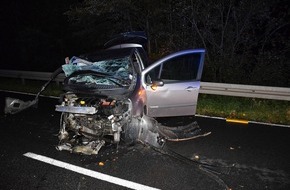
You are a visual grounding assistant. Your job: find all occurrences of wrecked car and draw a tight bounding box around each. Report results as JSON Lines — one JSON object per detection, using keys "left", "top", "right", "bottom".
{"left": 5, "top": 32, "right": 206, "bottom": 155}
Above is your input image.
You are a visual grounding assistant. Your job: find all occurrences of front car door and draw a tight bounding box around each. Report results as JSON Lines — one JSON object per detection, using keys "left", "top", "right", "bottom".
{"left": 142, "top": 49, "right": 205, "bottom": 117}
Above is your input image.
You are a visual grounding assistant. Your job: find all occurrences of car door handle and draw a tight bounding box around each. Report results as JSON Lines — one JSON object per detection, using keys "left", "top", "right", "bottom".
{"left": 185, "top": 86, "right": 196, "bottom": 92}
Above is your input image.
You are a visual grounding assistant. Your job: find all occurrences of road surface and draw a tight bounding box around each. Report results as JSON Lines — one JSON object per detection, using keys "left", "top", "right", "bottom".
{"left": 0, "top": 91, "right": 289, "bottom": 190}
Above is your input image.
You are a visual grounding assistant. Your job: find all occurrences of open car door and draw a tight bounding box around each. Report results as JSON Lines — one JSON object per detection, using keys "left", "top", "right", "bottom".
{"left": 142, "top": 49, "right": 205, "bottom": 117}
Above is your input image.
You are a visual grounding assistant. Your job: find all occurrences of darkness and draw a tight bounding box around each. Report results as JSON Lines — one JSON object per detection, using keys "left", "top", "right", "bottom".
{"left": 0, "top": 0, "right": 79, "bottom": 71}
{"left": 0, "top": 0, "right": 289, "bottom": 87}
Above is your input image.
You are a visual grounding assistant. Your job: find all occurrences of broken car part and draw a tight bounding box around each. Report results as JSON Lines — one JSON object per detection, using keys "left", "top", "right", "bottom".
{"left": 4, "top": 67, "right": 63, "bottom": 114}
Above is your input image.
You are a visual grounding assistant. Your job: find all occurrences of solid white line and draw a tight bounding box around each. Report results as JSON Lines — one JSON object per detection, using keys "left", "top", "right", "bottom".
{"left": 23, "top": 152, "right": 160, "bottom": 190}
{"left": 195, "top": 114, "right": 225, "bottom": 121}
{"left": 196, "top": 114, "right": 290, "bottom": 128}
{"left": 249, "top": 120, "right": 290, "bottom": 128}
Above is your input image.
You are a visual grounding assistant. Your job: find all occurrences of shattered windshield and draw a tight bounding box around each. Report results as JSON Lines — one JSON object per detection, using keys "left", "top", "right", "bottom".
{"left": 62, "top": 56, "right": 133, "bottom": 87}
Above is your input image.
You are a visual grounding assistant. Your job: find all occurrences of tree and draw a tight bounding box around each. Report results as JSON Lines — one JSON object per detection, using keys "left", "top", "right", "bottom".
{"left": 65, "top": 0, "right": 290, "bottom": 86}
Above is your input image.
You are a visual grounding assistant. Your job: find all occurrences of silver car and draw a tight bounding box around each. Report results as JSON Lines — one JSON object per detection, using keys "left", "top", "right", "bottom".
{"left": 6, "top": 32, "right": 206, "bottom": 155}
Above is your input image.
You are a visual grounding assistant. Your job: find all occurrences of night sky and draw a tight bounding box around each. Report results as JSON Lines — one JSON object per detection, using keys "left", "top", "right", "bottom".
{"left": 0, "top": 0, "right": 289, "bottom": 86}
{"left": 0, "top": 0, "right": 78, "bottom": 71}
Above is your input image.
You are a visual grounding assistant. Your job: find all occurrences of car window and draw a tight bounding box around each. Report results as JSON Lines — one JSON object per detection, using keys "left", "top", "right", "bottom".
{"left": 145, "top": 53, "right": 201, "bottom": 84}
{"left": 160, "top": 53, "right": 201, "bottom": 82}
{"left": 145, "top": 65, "right": 161, "bottom": 84}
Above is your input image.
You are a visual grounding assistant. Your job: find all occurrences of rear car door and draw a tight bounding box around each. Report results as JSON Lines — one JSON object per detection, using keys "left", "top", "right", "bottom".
{"left": 142, "top": 49, "right": 205, "bottom": 117}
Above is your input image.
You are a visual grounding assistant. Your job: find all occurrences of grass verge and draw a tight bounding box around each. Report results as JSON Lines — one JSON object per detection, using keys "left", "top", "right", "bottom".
{"left": 1, "top": 77, "right": 289, "bottom": 125}
{"left": 197, "top": 94, "right": 290, "bottom": 125}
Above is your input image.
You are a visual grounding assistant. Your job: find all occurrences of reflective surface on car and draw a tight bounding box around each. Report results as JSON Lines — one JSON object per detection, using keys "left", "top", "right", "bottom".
{"left": 142, "top": 49, "right": 205, "bottom": 117}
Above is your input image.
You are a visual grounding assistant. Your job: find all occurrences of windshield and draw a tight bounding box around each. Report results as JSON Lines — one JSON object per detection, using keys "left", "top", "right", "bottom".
{"left": 62, "top": 56, "right": 133, "bottom": 87}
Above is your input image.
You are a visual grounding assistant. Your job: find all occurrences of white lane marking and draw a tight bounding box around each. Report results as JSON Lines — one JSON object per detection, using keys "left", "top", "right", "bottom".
{"left": 196, "top": 114, "right": 290, "bottom": 128}
{"left": 23, "top": 152, "right": 160, "bottom": 190}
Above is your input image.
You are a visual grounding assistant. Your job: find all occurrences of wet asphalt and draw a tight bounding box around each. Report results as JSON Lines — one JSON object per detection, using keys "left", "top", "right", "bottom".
{"left": 0, "top": 91, "right": 289, "bottom": 190}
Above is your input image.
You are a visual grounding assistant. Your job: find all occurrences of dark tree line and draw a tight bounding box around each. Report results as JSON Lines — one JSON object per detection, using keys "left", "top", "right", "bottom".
{"left": 66, "top": 0, "right": 290, "bottom": 87}
{"left": 1, "top": 0, "right": 289, "bottom": 87}
{"left": 1, "top": 0, "right": 78, "bottom": 72}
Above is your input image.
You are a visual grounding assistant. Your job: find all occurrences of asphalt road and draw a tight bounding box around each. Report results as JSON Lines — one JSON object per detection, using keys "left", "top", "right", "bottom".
{"left": 0, "top": 91, "right": 289, "bottom": 190}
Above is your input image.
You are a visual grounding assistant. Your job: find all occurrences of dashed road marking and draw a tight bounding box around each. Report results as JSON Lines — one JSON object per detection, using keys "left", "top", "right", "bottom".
{"left": 23, "top": 152, "right": 160, "bottom": 190}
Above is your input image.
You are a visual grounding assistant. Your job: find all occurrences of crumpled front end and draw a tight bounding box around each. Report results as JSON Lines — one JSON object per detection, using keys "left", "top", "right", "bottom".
{"left": 54, "top": 51, "right": 207, "bottom": 155}
{"left": 55, "top": 92, "right": 206, "bottom": 155}
{"left": 55, "top": 93, "right": 133, "bottom": 155}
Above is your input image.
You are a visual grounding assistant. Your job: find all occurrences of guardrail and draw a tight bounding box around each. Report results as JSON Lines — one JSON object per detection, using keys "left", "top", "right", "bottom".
{"left": 0, "top": 69, "right": 289, "bottom": 101}
{"left": 0, "top": 70, "right": 65, "bottom": 82}
{"left": 200, "top": 82, "right": 290, "bottom": 101}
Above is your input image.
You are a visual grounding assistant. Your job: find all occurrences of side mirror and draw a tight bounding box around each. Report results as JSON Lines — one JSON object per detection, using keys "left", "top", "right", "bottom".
{"left": 151, "top": 79, "right": 164, "bottom": 90}
{"left": 152, "top": 79, "right": 164, "bottom": 86}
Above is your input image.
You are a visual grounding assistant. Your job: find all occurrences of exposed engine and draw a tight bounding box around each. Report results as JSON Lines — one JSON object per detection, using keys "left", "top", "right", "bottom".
{"left": 5, "top": 91, "right": 207, "bottom": 156}
{"left": 54, "top": 92, "right": 204, "bottom": 155}
{"left": 55, "top": 93, "right": 133, "bottom": 155}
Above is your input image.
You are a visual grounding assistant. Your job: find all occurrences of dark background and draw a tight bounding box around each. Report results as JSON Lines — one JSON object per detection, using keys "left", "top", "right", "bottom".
{"left": 0, "top": 0, "right": 289, "bottom": 87}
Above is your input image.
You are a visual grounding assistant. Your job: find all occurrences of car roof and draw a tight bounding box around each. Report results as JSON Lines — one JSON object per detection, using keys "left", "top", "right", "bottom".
{"left": 79, "top": 47, "right": 136, "bottom": 62}
{"left": 104, "top": 31, "right": 147, "bottom": 49}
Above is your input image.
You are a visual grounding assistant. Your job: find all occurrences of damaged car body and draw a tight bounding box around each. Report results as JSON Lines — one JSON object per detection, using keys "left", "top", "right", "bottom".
{"left": 5, "top": 32, "right": 206, "bottom": 155}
